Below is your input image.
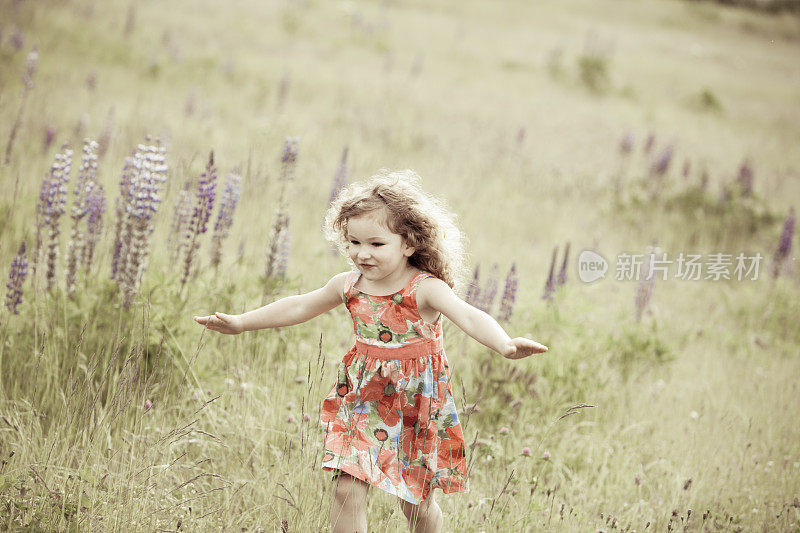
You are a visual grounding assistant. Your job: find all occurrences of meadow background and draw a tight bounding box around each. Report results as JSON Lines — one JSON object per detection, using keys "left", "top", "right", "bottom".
{"left": 1, "top": 0, "right": 799, "bottom": 530}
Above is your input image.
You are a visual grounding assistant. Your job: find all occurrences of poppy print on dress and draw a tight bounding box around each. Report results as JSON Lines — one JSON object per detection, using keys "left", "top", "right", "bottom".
{"left": 320, "top": 270, "right": 469, "bottom": 504}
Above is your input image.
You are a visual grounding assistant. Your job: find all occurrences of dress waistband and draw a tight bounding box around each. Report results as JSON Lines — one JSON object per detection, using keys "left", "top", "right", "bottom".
{"left": 355, "top": 339, "right": 442, "bottom": 360}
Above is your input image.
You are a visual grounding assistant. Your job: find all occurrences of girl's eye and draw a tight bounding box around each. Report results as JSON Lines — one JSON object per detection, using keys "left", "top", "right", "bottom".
{"left": 372, "top": 243, "right": 385, "bottom": 247}
{"left": 349, "top": 240, "right": 360, "bottom": 245}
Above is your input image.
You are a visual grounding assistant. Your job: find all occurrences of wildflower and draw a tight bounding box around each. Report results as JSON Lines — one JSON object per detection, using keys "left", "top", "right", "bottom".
{"left": 111, "top": 139, "right": 169, "bottom": 308}
{"left": 83, "top": 184, "right": 106, "bottom": 271}
{"left": 287, "top": 415, "right": 296, "bottom": 424}
{"left": 35, "top": 146, "right": 73, "bottom": 290}
{"left": 542, "top": 246, "right": 558, "bottom": 301}
{"left": 144, "top": 399, "right": 153, "bottom": 410}
{"left": 619, "top": 132, "right": 633, "bottom": 155}
{"left": 10, "top": 28, "right": 24, "bottom": 52}
{"left": 643, "top": 132, "right": 655, "bottom": 154}
{"left": 265, "top": 138, "right": 298, "bottom": 284}
{"left": 557, "top": 242, "right": 570, "bottom": 286}
{"left": 5, "top": 46, "right": 39, "bottom": 164}
{"left": 772, "top": 207, "right": 794, "bottom": 278}
{"left": 65, "top": 139, "right": 99, "bottom": 295}
{"left": 98, "top": 108, "right": 115, "bottom": 156}
{"left": 650, "top": 145, "right": 673, "bottom": 178}
{"left": 497, "top": 263, "right": 518, "bottom": 322}
{"left": 478, "top": 264, "right": 499, "bottom": 313}
{"left": 302, "top": 413, "right": 311, "bottom": 422}
{"left": 181, "top": 151, "right": 217, "bottom": 286}
{"left": 210, "top": 172, "right": 242, "bottom": 267}
{"left": 464, "top": 264, "right": 481, "bottom": 306}
{"left": 737, "top": 160, "right": 753, "bottom": 197}
{"left": 542, "top": 450, "right": 551, "bottom": 460}
{"left": 5, "top": 242, "right": 28, "bottom": 314}
{"left": 521, "top": 447, "right": 531, "bottom": 457}
{"left": 499, "top": 427, "right": 509, "bottom": 435}
{"left": 43, "top": 125, "right": 56, "bottom": 152}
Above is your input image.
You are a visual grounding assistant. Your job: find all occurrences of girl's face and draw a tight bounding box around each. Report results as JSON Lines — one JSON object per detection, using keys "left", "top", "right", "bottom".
{"left": 346, "top": 209, "right": 415, "bottom": 286}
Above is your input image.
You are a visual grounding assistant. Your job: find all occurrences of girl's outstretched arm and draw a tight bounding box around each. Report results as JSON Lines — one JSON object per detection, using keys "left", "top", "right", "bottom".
{"left": 193, "top": 272, "right": 349, "bottom": 334}
{"left": 417, "top": 277, "right": 548, "bottom": 359}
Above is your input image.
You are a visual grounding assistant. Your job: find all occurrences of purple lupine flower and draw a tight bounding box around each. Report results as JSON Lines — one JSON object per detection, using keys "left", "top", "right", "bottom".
{"left": 498, "top": 263, "right": 518, "bottom": 322}
{"left": 465, "top": 264, "right": 480, "bottom": 306}
{"left": 43, "top": 125, "right": 56, "bottom": 152}
{"left": 210, "top": 172, "right": 242, "bottom": 267}
{"left": 10, "top": 28, "right": 24, "bottom": 52}
{"left": 772, "top": 207, "right": 795, "bottom": 278}
{"left": 66, "top": 139, "right": 99, "bottom": 295}
{"left": 619, "top": 132, "right": 633, "bottom": 155}
{"left": 5, "top": 242, "right": 28, "bottom": 314}
{"left": 542, "top": 246, "right": 558, "bottom": 301}
{"left": 557, "top": 242, "right": 570, "bottom": 286}
{"left": 479, "top": 264, "right": 499, "bottom": 313}
{"left": 281, "top": 137, "right": 299, "bottom": 181}
{"left": 35, "top": 146, "right": 72, "bottom": 290}
{"left": 643, "top": 133, "right": 655, "bottom": 154}
{"left": 650, "top": 145, "right": 673, "bottom": 178}
{"left": 110, "top": 150, "right": 136, "bottom": 281}
{"left": 635, "top": 248, "right": 656, "bottom": 321}
{"left": 21, "top": 46, "right": 38, "bottom": 92}
{"left": 181, "top": 150, "right": 217, "bottom": 286}
{"left": 169, "top": 179, "right": 193, "bottom": 265}
{"left": 682, "top": 159, "right": 690, "bottom": 180}
{"left": 265, "top": 138, "right": 299, "bottom": 286}
{"left": 113, "top": 140, "right": 169, "bottom": 308}
{"left": 83, "top": 183, "right": 106, "bottom": 271}
{"left": 328, "top": 147, "right": 349, "bottom": 206}
{"left": 737, "top": 160, "right": 753, "bottom": 198}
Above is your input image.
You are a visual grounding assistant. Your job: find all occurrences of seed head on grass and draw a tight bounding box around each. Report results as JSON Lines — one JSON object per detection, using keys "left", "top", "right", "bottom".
{"left": 264, "top": 138, "right": 298, "bottom": 285}
{"left": 6, "top": 241, "right": 28, "bottom": 314}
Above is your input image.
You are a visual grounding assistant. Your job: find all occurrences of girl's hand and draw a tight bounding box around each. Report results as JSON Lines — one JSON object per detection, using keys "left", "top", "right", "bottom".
{"left": 502, "top": 338, "right": 548, "bottom": 360}
{"left": 193, "top": 312, "right": 244, "bottom": 335}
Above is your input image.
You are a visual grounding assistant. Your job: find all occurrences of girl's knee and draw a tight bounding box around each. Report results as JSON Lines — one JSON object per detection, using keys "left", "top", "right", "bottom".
{"left": 332, "top": 472, "right": 369, "bottom": 504}
{"left": 400, "top": 493, "right": 436, "bottom": 519}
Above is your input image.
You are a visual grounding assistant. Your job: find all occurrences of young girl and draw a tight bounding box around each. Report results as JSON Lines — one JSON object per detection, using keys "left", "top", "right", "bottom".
{"left": 194, "top": 170, "right": 548, "bottom": 533}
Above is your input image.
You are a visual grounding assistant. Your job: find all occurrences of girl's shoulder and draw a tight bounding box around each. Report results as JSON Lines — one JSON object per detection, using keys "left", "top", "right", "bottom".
{"left": 414, "top": 273, "right": 452, "bottom": 306}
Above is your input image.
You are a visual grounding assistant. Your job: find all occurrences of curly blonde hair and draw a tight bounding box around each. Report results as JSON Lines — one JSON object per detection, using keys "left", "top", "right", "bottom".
{"left": 324, "top": 169, "right": 467, "bottom": 289}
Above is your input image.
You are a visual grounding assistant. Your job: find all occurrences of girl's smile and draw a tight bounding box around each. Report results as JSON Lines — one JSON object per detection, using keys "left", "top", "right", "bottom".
{"left": 346, "top": 209, "right": 415, "bottom": 292}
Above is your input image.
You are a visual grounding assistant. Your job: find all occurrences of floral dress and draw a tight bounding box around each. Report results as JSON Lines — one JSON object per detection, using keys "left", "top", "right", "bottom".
{"left": 320, "top": 270, "right": 469, "bottom": 504}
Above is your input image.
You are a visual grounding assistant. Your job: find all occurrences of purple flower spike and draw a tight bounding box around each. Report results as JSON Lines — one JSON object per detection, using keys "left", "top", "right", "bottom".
{"left": 181, "top": 150, "right": 217, "bottom": 286}
{"left": 651, "top": 145, "right": 673, "bottom": 178}
{"left": 635, "top": 245, "right": 657, "bottom": 321}
{"left": 465, "top": 264, "right": 481, "bottom": 306}
{"left": 772, "top": 207, "right": 795, "bottom": 278}
{"left": 542, "top": 246, "right": 558, "bottom": 301}
{"left": 210, "top": 172, "right": 242, "bottom": 267}
{"left": 35, "top": 146, "right": 72, "bottom": 290}
{"left": 557, "top": 242, "right": 570, "bottom": 286}
{"left": 6, "top": 241, "right": 28, "bottom": 314}
{"left": 498, "top": 263, "right": 518, "bottom": 322}
{"left": 479, "top": 264, "right": 499, "bottom": 314}
{"left": 737, "top": 160, "right": 753, "bottom": 198}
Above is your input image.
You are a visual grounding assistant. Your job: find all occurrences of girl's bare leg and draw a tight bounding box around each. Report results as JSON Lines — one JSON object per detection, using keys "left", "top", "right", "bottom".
{"left": 330, "top": 472, "right": 370, "bottom": 533}
{"left": 399, "top": 493, "right": 443, "bottom": 533}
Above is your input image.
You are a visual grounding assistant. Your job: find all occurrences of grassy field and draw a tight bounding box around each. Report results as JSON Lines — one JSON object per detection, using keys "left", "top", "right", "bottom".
{"left": 1, "top": 0, "right": 799, "bottom": 530}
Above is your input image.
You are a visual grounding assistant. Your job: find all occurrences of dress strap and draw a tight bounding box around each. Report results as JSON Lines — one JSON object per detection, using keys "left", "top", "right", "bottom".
{"left": 407, "top": 270, "right": 433, "bottom": 293}
{"left": 342, "top": 270, "right": 361, "bottom": 303}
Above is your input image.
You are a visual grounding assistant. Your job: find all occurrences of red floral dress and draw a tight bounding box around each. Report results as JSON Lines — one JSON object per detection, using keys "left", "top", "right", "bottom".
{"left": 320, "top": 270, "right": 469, "bottom": 504}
